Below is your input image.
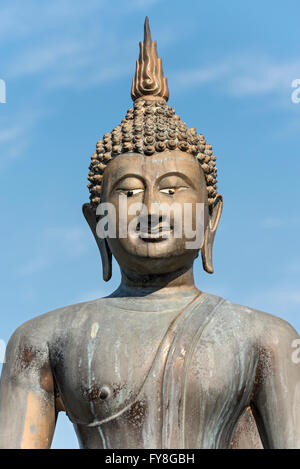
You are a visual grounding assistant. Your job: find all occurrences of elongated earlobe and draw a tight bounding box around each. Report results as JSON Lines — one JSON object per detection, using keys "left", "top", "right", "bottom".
{"left": 201, "top": 227, "right": 214, "bottom": 274}
{"left": 82, "top": 203, "right": 112, "bottom": 282}
{"left": 201, "top": 195, "right": 223, "bottom": 274}
{"left": 98, "top": 239, "right": 112, "bottom": 282}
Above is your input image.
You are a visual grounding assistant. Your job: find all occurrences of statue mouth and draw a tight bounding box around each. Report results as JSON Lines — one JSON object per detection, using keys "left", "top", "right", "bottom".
{"left": 138, "top": 222, "right": 173, "bottom": 242}
{"left": 139, "top": 231, "right": 172, "bottom": 242}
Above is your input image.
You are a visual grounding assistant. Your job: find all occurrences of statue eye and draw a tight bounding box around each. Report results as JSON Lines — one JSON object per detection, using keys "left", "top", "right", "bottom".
{"left": 125, "top": 189, "right": 144, "bottom": 197}
{"left": 160, "top": 188, "right": 176, "bottom": 195}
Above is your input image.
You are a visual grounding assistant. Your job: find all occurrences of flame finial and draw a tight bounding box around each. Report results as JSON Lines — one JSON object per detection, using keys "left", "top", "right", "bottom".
{"left": 131, "top": 17, "right": 169, "bottom": 102}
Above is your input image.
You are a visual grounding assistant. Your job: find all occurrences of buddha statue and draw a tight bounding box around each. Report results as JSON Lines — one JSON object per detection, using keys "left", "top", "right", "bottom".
{"left": 0, "top": 18, "right": 300, "bottom": 450}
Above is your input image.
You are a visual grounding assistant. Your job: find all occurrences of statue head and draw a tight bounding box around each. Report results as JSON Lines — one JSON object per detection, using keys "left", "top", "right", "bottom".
{"left": 83, "top": 17, "right": 223, "bottom": 281}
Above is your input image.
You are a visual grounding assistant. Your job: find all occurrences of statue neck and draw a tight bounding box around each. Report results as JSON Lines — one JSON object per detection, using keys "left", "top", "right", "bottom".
{"left": 113, "top": 266, "right": 200, "bottom": 299}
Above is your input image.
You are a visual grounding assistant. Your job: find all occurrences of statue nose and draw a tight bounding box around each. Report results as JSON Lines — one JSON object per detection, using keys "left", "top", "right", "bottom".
{"left": 143, "top": 186, "right": 157, "bottom": 212}
{"left": 139, "top": 214, "right": 161, "bottom": 232}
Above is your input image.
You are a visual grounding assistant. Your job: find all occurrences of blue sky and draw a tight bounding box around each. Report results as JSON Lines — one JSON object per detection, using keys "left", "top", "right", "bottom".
{"left": 0, "top": 0, "right": 300, "bottom": 449}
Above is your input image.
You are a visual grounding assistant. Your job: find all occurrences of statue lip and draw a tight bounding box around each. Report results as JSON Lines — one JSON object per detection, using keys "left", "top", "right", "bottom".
{"left": 138, "top": 222, "right": 173, "bottom": 241}
{"left": 139, "top": 234, "right": 171, "bottom": 243}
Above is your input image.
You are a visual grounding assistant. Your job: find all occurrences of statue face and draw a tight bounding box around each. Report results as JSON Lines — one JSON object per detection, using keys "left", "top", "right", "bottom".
{"left": 100, "top": 150, "right": 209, "bottom": 274}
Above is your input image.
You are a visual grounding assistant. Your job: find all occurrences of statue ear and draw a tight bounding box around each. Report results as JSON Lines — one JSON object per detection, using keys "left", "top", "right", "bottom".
{"left": 201, "top": 195, "right": 223, "bottom": 274}
{"left": 82, "top": 203, "right": 112, "bottom": 282}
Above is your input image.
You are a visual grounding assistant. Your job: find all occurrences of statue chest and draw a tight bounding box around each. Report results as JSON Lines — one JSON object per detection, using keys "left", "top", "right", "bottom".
{"left": 51, "top": 308, "right": 177, "bottom": 426}
{"left": 50, "top": 301, "right": 257, "bottom": 444}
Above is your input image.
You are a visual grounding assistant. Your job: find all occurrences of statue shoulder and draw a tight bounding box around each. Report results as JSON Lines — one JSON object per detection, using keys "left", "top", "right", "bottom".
{"left": 210, "top": 295, "right": 299, "bottom": 344}
{"left": 6, "top": 297, "right": 107, "bottom": 356}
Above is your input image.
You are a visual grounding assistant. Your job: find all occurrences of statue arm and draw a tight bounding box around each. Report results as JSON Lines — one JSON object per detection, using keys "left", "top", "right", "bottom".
{"left": 0, "top": 323, "right": 57, "bottom": 449}
{"left": 251, "top": 319, "right": 300, "bottom": 449}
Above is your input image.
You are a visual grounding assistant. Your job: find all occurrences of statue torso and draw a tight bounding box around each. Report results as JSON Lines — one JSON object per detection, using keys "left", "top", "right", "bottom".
{"left": 51, "top": 295, "right": 185, "bottom": 448}
{"left": 40, "top": 292, "right": 264, "bottom": 448}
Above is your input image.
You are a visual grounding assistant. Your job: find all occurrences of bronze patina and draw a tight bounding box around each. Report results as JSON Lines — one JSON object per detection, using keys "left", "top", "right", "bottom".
{"left": 0, "top": 18, "right": 299, "bottom": 449}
